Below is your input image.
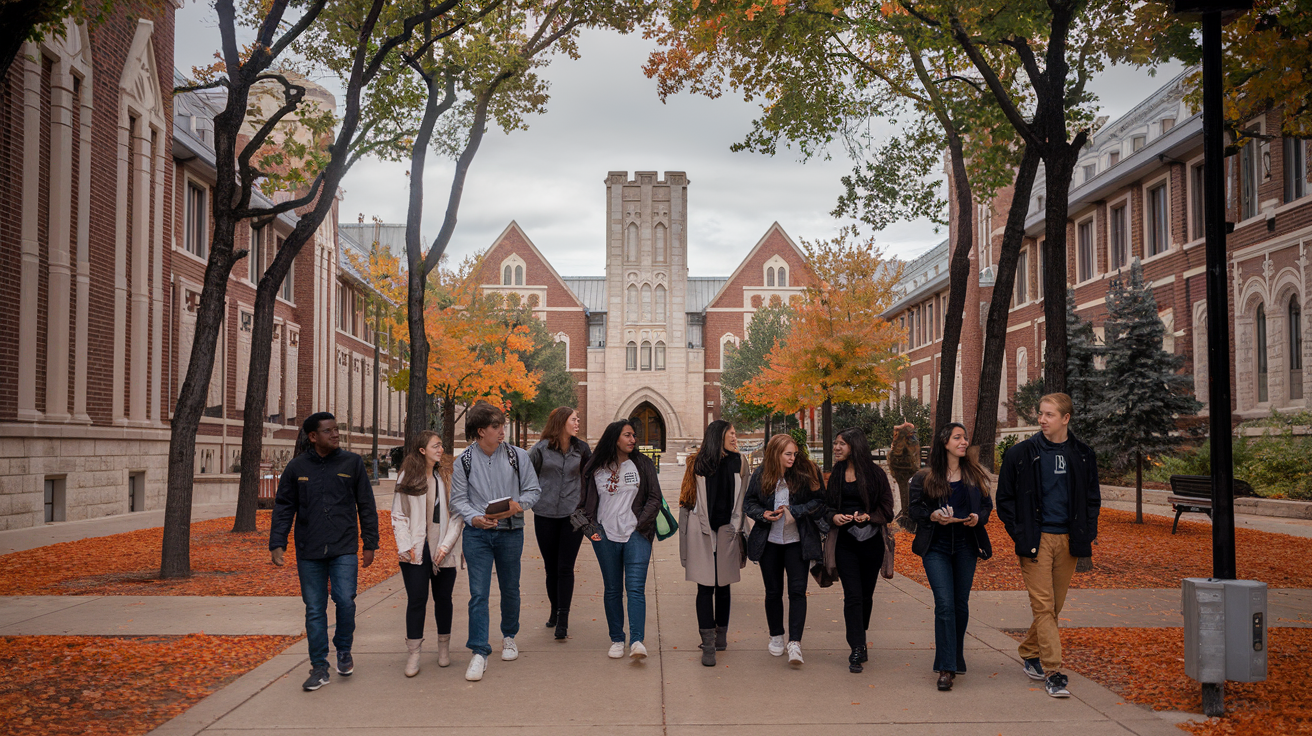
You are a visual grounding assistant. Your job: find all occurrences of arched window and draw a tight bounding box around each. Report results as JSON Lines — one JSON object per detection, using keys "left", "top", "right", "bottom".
{"left": 1257, "top": 303, "right": 1269, "bottom": 403}
{"left": 1292, "top": 297, "right": 1304, "bottom": 401}
{"left": 641, "top": 284, "right": 653, "bottom": 322}
{"left": 654, "top": 224, "right": 667, "bottom": 263}
{"left": 767, "top": 267, "right": 775, "bottom": 287}
{"left": 627, "top": 285, "right": 638, "bottom": 322}
{"left": 626, "top": 342, "right": 637, "bottom": 371}
{"left": 503, "top": 265, "right": 512, "bottom": 285}
{"left": 655, "top": 285, "right": 667, "bottom": 322}
{"left": 626, "top": 222, "right": 639, "bottom": 262}
{"left": 514, "top": 265, "right": 523, "bottom": 285}
{"left": 640, "top": 341, "right": 652, "bottom": 370}
{"left": 655, "top": 341, "right": 666, "bottom": 370}
{"left": 778, "top": 267, "right": 787, "bottom": 287}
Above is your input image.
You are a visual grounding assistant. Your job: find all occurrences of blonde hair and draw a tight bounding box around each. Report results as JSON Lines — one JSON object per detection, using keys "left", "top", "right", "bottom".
{"left": 1039, "top": 392, "right": 1074, "bottom": 419}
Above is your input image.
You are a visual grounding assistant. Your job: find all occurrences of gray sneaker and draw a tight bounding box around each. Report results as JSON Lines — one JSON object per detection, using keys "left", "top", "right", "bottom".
{"left": 336, "top": 650, "right": 354, "bottom": 676}
{"left": 302, "top": 666, "right": 329, "bottom": 691}
{"left": 1023, "top": 657, "right": 1045, "bottom": 681}
{"left": 1045, "top": 672, "right": 1071, "bottom": 698}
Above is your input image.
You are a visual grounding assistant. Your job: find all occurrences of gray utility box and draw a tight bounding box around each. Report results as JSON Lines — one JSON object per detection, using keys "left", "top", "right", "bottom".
{"left": 1182, "top": 578, "right": 1267, "bottom": 684}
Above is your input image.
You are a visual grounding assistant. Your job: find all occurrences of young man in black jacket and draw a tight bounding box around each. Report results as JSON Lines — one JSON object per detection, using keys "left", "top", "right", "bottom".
{"left": 270, "top": 412, "right": 379, "bottom": 691}
{"left": 995, "top": 393, "right": 1100, "bottom": 699}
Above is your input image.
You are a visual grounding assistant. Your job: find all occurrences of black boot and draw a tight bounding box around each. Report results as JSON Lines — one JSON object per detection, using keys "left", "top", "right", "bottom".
{"left": 700, "top": 629, "right": 717, "bottom": 667}
{"left": 554, "top": 610, "right": 569, "bottom": 640}
{"left": 546, "top": 608, "right": 557, "bottom": 628}
{"left": 715, "top": 625, "right": 728, "bottom": 651}
{"left": 848, "top": 646, "right": 866, "bottom": 673}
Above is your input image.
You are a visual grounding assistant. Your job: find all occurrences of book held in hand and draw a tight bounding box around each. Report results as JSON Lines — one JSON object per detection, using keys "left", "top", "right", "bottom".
{"left": 484, "top": 497, "right": 513, "bottom": 516}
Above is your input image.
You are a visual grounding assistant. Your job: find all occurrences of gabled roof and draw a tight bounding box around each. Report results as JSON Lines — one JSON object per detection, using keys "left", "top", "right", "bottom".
{"left": 704, "top": 222, "right": 808, "bottom": 309}
{"left": 479, "top": 221, "right": 587, "bottom": 311}
{"left": 687, "top": 277, "right": 728, "bottom": 313}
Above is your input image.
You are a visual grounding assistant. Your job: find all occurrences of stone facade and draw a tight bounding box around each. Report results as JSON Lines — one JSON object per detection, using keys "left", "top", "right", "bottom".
{"left": 473, "top": 171, "right": 812, "bottom": 449}
{"left": 886, "top": 68, "right": 1312, "bottom": 435}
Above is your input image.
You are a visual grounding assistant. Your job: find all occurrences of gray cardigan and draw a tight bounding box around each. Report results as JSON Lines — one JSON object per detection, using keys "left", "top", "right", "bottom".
{"left": 528, "top": 437, "right": 591, "bottom": 519}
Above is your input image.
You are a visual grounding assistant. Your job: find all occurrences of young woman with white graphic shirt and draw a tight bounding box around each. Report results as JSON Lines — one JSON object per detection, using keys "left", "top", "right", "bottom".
{"left": 391, "top": 430, "right": 463, "bottom": 676}
{"left": 743, "top": 434, "right": 825, "bottom": 666}
{"left": 575, "top": 419, "right": 664, "bottom": 660}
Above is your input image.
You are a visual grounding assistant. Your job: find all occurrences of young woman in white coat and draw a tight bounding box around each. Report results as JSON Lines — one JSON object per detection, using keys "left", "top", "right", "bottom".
{"left": 679, "top": 419, "right": 748, "bottom": 666}
{"left": 392, "top": 430, "right": 463, "bottom": 676}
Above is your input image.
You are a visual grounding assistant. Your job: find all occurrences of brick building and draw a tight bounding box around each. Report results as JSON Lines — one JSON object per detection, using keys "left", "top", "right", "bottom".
{"left": 0, "top": 11, "right": 404, "bottom": 531}
{"left": 472, "top": 171, "right": 811, "bottom": 449}
{"left": 886, "top": 69, "right": 1312, "bottom": 437}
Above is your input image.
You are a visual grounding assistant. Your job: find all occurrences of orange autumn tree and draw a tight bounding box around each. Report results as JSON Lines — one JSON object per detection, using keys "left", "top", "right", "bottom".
{"left": 741, "top": 228, "right": 905, "bottom": 468}
{"left": 421, "top": 260, "right": 540, "bottom": 452}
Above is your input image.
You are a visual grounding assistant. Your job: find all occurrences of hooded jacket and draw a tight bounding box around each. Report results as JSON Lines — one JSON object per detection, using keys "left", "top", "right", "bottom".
{"left": 995, "top": 431, "right": 1101, "bottom": 559}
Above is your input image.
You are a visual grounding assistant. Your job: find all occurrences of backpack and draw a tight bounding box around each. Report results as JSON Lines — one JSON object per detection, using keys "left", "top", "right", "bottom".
{"left": 460, "top": 443, "right": 522, "bottom": 484}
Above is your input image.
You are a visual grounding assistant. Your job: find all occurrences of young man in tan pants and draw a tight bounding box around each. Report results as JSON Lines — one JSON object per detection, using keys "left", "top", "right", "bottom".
{"left": 995, "top": 393, "right": 1101, "bottom": 698}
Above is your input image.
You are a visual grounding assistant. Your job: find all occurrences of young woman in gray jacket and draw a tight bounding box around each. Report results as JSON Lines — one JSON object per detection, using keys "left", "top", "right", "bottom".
{"left": 528, "top": 407, "right": 591, "bottom": 640}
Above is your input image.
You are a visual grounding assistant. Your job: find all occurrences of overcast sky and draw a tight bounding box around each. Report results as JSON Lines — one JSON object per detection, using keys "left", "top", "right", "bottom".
{"left": 174, "top": 4, "right": 1184, "bottom": 277}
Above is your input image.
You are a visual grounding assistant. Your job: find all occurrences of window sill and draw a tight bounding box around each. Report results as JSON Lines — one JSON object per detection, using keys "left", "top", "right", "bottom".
{"left": 1141, "top": 247, "right": 1176, "bottom": 266}
{"left": 173, "top": 245, "right": 211, "bottom": 269}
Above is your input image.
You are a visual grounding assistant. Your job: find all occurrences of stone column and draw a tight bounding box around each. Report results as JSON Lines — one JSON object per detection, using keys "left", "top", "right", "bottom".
{"left": 129, "top": 119, "right": 152, "bottom": 424}
{"left": 72, "top": 70, "right": 92, "bottom": 423}
{"left": 44, "top": 64, "right": 75, "bottom": 421}
{"left": 17, "top": 46, "right": 43, "bottom": 422}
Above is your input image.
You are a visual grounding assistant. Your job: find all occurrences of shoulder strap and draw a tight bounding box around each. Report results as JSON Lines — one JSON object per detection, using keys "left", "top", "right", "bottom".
{"left": 460, "top": 446, "right": 473, "bottom": 480}
{"left": 504, "top": 443, "right": 521, "bottom": 481}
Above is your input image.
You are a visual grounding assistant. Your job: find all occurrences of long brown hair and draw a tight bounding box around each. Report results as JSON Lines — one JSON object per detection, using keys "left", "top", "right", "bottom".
{"left": 923, "top": 422, "right": 992, "bottom": 500}
{"left": 759, "top": 434, "right": 821, "bottom": 501}
{"left": 541, "top": 406, "right": 577, "bottom": 452}
{"left": 397, "top": 430, "right": 449, "bottom": 496}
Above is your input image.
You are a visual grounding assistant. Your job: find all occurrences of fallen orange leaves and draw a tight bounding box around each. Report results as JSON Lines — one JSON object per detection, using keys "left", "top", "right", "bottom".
{"left": 1017, "top": 627, "right": 1312, "bottom": 736}
{"left": 0, "top": 511, "right": 397, "bottom": 596}
{"left": 896, "top": 508, "right": 1312, "bottom": 590}
{"left": 0, "top": 634, "right": 299, "bottom": 735}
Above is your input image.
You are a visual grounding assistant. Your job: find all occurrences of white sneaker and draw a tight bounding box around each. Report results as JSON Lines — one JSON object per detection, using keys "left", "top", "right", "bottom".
{"left": 786, "top": 641, "right": 804, "bottom": 665}
{"left": 608, "top": 642, "right": 625, "bottom": 659}
{"left": 768, "top": 635, "right": 785, "bottom": 656}
{"left": 464, "top": 654, "right": 486, "bottom": 681}
{"left": 501, "top": 637, "right": 518, "bottom": 661}
{"left": 629, "top": 641, "right": 647, "bottom": 660}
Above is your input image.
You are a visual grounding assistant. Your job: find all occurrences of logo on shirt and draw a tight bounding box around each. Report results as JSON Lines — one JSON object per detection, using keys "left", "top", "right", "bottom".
{"left": 623, "top": 471, "right": 640, "bottom": 485}
{"left": 1054, "top": 455, "right": 1067, "bottom": 475}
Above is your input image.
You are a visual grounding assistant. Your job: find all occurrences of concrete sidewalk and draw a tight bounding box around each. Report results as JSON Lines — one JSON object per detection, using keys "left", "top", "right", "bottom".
{"left": 132, "top": 465, "right": 1186, "bottom": 736}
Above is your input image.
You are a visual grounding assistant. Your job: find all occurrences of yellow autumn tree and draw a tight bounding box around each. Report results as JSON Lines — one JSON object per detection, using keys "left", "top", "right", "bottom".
{"left": 741, "top": 228, "right": 905, "bottom": 465}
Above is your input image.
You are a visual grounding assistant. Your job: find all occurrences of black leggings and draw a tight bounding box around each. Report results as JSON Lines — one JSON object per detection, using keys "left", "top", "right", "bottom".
{"left": 534, "top": 515, "right": 585, "bottom": 614}
{"left": 835, "top": 530, "right": 885, "bottom": 649}
{"left": 760, "top": 541, "right": 808, "bottom": 641}
{"left": 696, "top": 584, "right": 731, "bottom": 629}
{"left": 399, "top": 542, "right": 458, "bottom": 640}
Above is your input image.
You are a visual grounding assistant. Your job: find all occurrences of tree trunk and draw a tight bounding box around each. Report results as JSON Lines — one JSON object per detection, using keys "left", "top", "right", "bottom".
{"left": 1041, "top": 149, "right": 1079, "bottom": 395}
{"left": 935, "top": 136, "right": 974, "bottom": 436}
{"left": 442, "top": 396, "right": 456, "bottom": 455}
{"left": 1136, "top": 450, "right": 1144, "bottom": 524}
{"left": 972, "top": 145, "right": 1042, "bottom": 471}
{"left": 822, "top": 398, "right": 833, "bottom": 472}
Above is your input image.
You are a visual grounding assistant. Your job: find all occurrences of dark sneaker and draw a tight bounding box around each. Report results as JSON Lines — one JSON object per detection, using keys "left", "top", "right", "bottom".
{"left": 302, "top": 666, "right": 329, "bottom": 691}
{"left": 848, "top": 646, "right": 865, "bottom": 674}
{"left": 336, "top": 650, "right": 354, "bottom": 676}
{"left": 1023, "top": 657, "right": 1045, "bottom": 681}
{"left": 1045, "top": 672, "right": 1071, "bottom": 698}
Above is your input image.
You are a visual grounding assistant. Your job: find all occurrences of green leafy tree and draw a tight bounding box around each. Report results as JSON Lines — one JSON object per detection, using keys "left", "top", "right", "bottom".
{"left": 502, "top": 298, "right": 578, "bottom": 445}
{"left": 1094, "top": 262, "right": 1202, "bottom": 521}
{"left": 721, "top": 299, "right": 794, "bottom": 431}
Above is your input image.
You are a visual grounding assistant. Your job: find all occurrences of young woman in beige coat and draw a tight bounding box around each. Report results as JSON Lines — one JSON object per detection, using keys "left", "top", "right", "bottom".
{"left": 392, "top": 430, "right": 463, "bottom": 676}
{"left": 678, "top": 419, "right": 748, "bottom": 666}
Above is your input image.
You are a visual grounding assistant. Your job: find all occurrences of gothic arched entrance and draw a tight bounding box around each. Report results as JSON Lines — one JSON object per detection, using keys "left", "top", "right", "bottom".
{"left": 629, "top": 401, "right": 665, "bottom": 452}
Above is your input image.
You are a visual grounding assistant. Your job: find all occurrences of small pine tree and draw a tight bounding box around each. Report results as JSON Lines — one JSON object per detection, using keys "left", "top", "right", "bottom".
{"left": 1096, "top": 262, "right": 1202, "bottom": 520}
{"left": 1066, "top": 287, "right": 1105, "bottom": 444}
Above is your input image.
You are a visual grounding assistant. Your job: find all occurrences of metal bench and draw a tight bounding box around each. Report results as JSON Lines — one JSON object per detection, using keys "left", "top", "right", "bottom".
{"left": 1167, "top": 474, "right": 1255, "bottom": 534}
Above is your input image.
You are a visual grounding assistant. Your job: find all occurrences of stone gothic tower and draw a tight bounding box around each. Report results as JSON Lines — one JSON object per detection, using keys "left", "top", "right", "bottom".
{"left": 596, "top": 171, "right": 700, "bottom": 445}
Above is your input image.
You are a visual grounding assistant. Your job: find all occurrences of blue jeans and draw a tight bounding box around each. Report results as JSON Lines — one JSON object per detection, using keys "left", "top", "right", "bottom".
{"left": 463, "top": 526, "right": 524, "bottom": 656}
{"left": 921, "top": 530, "right": 978, "bottom": 673}
{"left": 297, "top": 554, "right": 358, "bottom": 670}
{"left": 592, "top": 529, "right": 652, "bottom": 644}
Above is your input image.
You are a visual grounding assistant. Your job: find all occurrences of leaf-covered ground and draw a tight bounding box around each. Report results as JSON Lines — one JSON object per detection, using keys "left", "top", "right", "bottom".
{"left": 0, "top": 634, "right": 300, "bottom": 735}
{"left": 0, "top": 511, "right": 397, "bottom": 596}
{"left": 1006, "top": 627, "right": 1312, "bottom": 736}
{"left": 894, "top": 508, "right": 1312, "bottom": 590}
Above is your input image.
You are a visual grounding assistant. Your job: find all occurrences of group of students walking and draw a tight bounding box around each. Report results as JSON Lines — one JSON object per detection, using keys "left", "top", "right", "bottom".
{"left": 270, "top": 392, "right": 1099, "bottom": 701}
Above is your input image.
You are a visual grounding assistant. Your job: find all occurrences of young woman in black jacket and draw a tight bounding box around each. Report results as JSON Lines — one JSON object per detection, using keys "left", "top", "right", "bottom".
{"left": 743, "top": 434, "right": 825, "bottom": 666}
{"left": 824, "top": 427, "right": 895, "bottom": 674}
{"left": 908, "top": 422, "right": 993, "bottom": 692}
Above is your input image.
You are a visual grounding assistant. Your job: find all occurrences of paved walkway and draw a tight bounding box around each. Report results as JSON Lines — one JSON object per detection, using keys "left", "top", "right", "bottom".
{"left": 8, "top": 465, "right": 1307, "bottom": 734}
